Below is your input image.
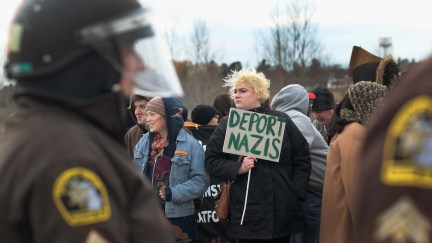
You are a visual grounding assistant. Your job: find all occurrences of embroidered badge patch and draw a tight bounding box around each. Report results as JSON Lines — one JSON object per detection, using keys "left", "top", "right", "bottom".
{"left": 381, "top": 96, "right": 432, "bottom": 188}
{"left": 53, "top": 167, "right": 111, "bottom": 226}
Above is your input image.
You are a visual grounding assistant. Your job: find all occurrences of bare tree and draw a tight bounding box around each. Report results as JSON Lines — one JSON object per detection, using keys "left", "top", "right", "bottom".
{"left": 255, "top": 0, "right": 322, "bottom": 71}
{"left": 287, "top": 0, "right": 322, "bottom": 68}
{"left": 189, "top": 19, "right": 213, "bottom": 64}
{"left": 163, "top": 17, "right": 182, "bottom": 60}
{"left": 255, "top": 4, "right": 290, "bottom": 69}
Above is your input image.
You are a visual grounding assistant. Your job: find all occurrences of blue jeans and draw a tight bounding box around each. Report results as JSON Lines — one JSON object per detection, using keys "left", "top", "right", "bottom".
{"left": 169, "top": 215, "right": 198, "bottom": 241}
{"left": 290, "top": 192, "right": 321, "bottom": 243}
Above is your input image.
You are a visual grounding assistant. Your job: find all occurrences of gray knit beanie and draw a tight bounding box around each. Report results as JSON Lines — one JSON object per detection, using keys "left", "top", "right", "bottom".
{"left": 340, "top": 81, "right": 387, "bottom": 126}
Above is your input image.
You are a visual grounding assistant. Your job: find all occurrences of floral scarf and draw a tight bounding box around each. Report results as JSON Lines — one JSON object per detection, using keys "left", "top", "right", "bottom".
{"left": 148, "top": 133, "right": 171, "bottom": 190}
{"left": 150, "top": 133, "right": 168, "bottom": 164}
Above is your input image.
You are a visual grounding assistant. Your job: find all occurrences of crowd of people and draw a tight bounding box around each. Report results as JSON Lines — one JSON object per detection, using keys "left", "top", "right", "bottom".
{"left": 1, "top": 0, "right": 431, "bottom": 242}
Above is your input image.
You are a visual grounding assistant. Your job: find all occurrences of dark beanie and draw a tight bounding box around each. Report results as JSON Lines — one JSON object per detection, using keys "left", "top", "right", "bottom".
{"left": 311, "top": 85, "right": 336, "bottom": 112}
{"left": 191, "top": 105, "right": 217, "bottom": 125}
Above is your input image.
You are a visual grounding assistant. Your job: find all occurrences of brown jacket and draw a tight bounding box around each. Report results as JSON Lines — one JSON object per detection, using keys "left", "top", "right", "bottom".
{"left": 355, "top": 57, "right": 432, "bottom": 242}
{"left": 320, "top": 122, "right": 365, "bottom": 243}
{"left": 124, "top": 124, "right": 145, "bottom": 159}
{"left": 0, "top": 95, "right": 174, "bottom": 243}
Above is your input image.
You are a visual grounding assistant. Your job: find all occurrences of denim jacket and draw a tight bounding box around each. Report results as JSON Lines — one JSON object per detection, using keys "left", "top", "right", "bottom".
{"left": 133, "top": 129, "right": 210, "bottom": 218}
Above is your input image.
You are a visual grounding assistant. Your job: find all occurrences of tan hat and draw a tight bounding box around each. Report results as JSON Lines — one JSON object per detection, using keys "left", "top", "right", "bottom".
{"left": 146, "top": 96, "right": 165, "bottom": 116}
{"left": 349, "top": 46, "right": 382, "bottom": 76}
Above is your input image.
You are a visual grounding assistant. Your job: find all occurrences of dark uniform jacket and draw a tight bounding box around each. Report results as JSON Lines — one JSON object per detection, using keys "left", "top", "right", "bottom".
{"left": 355, "top": 56, "right": 432, "bottom": 243}
{"left": 0, "top": 95, "right": 173, "bottom": 243}
{"left": 205, "top": 107, "right": 311, "bottom": 240}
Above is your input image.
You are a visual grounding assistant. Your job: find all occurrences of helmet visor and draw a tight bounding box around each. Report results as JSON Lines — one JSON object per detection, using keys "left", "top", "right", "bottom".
{"left": 78, "top": 9, "right": 184, "bottom": 97}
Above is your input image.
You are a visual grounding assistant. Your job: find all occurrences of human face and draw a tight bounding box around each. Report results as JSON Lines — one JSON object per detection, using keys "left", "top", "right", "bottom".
{"left": 134, "top": 99, "right": 148, "bottom": 125}
{"left": 146, "top": 111, "right": 167, "bottom": 136}
{"left": 312, "top": 109, "right": 335, "bottom": 127}
{"left": 207, "top": 115, "right": 219, "bottom": 126}
{"left": 233, "top": 83, "right": 261, "bottom": 110}
{"left": 120, "top": 51, "right": 145, "bottom": 97}
{"left": 79, "top": 9, "right": 183, "bottom": 97}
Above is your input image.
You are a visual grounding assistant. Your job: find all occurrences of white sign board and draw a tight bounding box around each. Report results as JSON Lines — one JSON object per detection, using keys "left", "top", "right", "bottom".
{"left": 223, "top": 108, "right": 286, "bottom": 162}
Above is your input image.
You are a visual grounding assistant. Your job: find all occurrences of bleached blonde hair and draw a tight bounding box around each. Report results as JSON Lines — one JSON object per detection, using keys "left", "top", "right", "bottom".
{"left": 223, "top": 68, "right": 270, "bottom": 103}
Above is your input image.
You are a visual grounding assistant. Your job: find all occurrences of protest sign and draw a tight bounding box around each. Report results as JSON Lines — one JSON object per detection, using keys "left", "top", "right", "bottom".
{"left": 223, "top": 108, "right": 286, "bottom": 162}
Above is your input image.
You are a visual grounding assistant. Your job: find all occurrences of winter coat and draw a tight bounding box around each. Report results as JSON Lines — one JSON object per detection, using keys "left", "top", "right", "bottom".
{"left": 184, "top": 121, "right": 234, "bottom": 242}
{"left": 0, "top": 95, "right": 173, "bottom": 243}
{"left": 313, "top": 119, "right": 329, "bottom": 143}
{"left": 133, "top": 129, "right": 210, "bottom": 218}
{"left": 205, "top": 106, "right": 311, "bottom": 240}
{"left": 133, "top": 98, "right": 209, "bottom": 220}
{"left": 271, "top": 84, "right": 328, "bottom": 196}
{"left": 320, "top": 122, "right": 365, "bottom": 243}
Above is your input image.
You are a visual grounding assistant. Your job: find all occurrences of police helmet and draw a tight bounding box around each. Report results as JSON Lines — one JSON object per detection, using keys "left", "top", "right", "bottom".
{"left": 5, "top": 0, "right": 183, "bottom": 99}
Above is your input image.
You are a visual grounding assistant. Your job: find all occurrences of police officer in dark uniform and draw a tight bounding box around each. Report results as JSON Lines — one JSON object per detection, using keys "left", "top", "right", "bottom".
{"left": 0, "top": 0, "right": 183, "bottom": 242}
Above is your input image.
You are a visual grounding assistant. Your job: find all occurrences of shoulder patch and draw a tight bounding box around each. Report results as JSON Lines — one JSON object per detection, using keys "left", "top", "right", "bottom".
{"left": 85, "top": 230, "right": 109, "bottom": 243}
{"left": 375, "top": 197, "right": 430, "bottom": 243}
{"left": 175, "top": 150, "right": 188, "bottom": 156}
{"left": 381, "top": 96, "right": 432, "bottom": 188}
{"left": 53, "top": 167, "right": 111, "bottom": 226}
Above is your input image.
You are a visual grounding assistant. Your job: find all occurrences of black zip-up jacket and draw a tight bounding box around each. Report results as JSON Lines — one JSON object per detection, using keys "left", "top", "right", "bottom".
{"left": 205, "top": 106, "right": 311, "bottom": 240}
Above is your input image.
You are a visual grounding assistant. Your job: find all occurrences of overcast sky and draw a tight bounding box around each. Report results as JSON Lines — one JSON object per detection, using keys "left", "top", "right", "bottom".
{"left": 143, "top": 0, "right": 432, "bottom": 66}
{"left": 1, "top": 0, "right": 432, "bottom": 86}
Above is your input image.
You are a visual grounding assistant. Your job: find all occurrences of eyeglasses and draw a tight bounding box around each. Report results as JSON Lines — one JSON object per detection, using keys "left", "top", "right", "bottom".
{"left": 214, "top": 115, "right": 220, "bottom": 119}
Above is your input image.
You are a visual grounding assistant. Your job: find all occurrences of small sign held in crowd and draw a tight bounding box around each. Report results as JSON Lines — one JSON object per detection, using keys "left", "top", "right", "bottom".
{"left": 223, "top": 108, "right": 286, "bottom": 162}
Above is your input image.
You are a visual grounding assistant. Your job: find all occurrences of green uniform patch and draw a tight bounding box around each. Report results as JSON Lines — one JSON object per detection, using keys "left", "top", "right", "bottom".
{"left": 53, "top": 167, "right": 111, "bottom": 226}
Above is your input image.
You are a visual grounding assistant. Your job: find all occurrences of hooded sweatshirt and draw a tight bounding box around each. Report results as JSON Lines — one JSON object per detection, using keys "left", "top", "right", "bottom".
{"left": 271, "top": 84, "right": 328, "bottom": 195}
{"left": 124, "top": 95, "right": 150, "bottom": 159}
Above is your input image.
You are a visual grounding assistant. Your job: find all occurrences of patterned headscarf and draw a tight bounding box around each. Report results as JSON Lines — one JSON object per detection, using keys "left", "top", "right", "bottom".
{"left": 340, "top": 81, "right": 387, "bottom": 126}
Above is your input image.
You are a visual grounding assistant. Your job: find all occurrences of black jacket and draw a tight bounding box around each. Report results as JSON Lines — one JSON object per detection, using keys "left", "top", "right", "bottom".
{"left": 205, "top": 107, "right": 311, "bottom": 240}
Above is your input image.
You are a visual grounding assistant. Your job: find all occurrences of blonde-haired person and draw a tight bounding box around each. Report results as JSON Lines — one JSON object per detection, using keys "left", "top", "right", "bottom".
{"left": 205, "top": 68, "right": 311, "bottom": 242}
